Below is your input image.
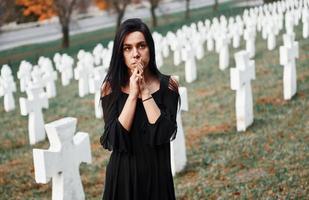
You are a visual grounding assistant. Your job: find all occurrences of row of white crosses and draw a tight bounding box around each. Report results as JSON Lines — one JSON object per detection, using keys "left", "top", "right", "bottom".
{"left": 0, "top": 57, "right": 93, "bottom": 199}
{"left": 74, "top": 43, "right": 111, "bottom": 94}
{"left": 12, "top": 59, "right": 94, "bottom": 198}
{"left": 228, "top": 0, "right": 305, "bottom": 131}
{"left": 92, "top": 42, "right": 113, "bottom": 70}
{"left": 18, "top": 54, "right": 93, "bottom": 198}
{"left": 151, "top": 13, "right": 244, "bottom": 75}
{"left": 158, "top": 0, "right": 306, "bottom": 76}
{"left": 0, "top": 56, "right": 101, "bottom": 150}
{"left": 17, "top": 56, "right": 58, "bottom": 99}
{"left": 0, "top": 54, "right": 93, "bottom": 199}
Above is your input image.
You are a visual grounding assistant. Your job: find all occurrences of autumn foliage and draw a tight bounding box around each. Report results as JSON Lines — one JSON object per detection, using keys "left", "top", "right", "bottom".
{"left": 16, "top": 0, "right": 108, "bottom": 22}
{"left": 94, "top": 0, "right": 108, "bottom": 10}
{"left": 16, "top": 0, "right": 57, "bottom": 21}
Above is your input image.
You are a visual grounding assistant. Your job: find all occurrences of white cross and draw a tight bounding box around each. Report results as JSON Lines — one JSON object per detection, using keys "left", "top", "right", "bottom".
{"left": 162, "top": 37, "right": 170, "bottom": 58}
{"left": 193, "top": 32, "right": 205, "bottom": 60}
{"left": 244, "top": 27, "right": 256, "bottom": 58}
{"left": 266, "top": 20, "right": 277, "bottom": 50}
{"left": 57, "top": 54, "right": 74, "bottom": 86}
{"left": 230, "top": 51, "right": 255, "bottom": 132}
{"left": 74, "top": 62, "right": 92, "bottom": 97}
{"left": 217, "top": 34, "right": 230, "bottom": 70}
{"left": 231, "top": 23, "right": 241, "bottom": 48}
{"left": 285, "top": 12, "right": 294, "bottom": 35}
{"left": 17, "top": 61, "right": 32, "bottom": 92}
{"left": 279, "top": 33, "right": 299, "bottom": 100}
{"left": 19, "top": 85, "right": 48, "bottom": 145}
{"left": 302, "top": 8, "right": 309, "bottom": 38}
{"left": 206, "top": 30, "right": 214, "bottom": 52}
{"left": 89, "top": 67, "right": 106, "bottom": 119}
{"left": 53, "top": 53, "right": 62, "bottom": 71}
{"left": 42, "top": 69, "right": 57, "bottom": 98}
{"left": 93, "top": 43, "right": 104, "bottom": 66}
{"left": 0, "top": 65, "right": 17, "bottom": 112}
{"left": 183, "top": 43, "right": 197, "bottom": 83}
{"left": 33, "top": 117, "right": 92, "bottom": 200}
{"left": 172, "top": 36, "right": 182, "bottom": 66}
{"left": 170, "top": 76, "right": 188, "bottom": 176}
{"left": 30, "top": 65, "right": 44, "bottom": 86}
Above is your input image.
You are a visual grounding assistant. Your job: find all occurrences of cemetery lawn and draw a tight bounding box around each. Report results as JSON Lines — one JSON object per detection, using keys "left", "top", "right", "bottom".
{"left": 1, "top": 3, "right": 309, "bottom": 200}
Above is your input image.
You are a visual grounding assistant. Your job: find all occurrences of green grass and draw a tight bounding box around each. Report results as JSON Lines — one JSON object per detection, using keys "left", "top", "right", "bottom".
{"left": 1, "top": 2, "right": 309, "bottom": 200}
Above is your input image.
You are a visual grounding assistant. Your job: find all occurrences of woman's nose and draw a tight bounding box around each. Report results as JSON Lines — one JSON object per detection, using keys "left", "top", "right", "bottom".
{"left": 132, "top": 47, "right": 140, "bottom": 59}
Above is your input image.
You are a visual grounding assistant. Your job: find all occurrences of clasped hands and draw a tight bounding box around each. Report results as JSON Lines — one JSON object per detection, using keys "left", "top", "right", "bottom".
{"left": 129, "top": 59, "right": 151, "bottom": 100}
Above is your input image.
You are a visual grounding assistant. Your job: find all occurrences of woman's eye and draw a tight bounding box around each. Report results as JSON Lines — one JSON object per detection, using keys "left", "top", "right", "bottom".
{"left": 123, "top": 47, "right": 130, "bottom": 52}
{"left": 139, "top": 44, "right": 146, "bottom": 49}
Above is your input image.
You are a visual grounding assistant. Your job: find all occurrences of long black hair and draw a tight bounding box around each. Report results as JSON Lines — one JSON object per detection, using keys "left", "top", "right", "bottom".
{"left": 101, "top": 18, "right": 162, "bottom": 102}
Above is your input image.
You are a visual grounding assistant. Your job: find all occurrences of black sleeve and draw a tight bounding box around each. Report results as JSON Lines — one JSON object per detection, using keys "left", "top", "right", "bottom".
{"left": 143, "top": 88, "right": 179, "bottom": 146}
{"left": 100, "top": 95, "right": 131, "bottom": 152}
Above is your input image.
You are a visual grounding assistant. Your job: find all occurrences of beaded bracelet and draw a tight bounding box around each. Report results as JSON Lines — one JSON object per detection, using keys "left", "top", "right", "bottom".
{"left": 142, "top": 96, "right": 153, "bottom": 102}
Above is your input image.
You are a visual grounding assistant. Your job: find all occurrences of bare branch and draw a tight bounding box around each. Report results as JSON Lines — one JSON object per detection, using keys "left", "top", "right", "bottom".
{"left": 105, "top": 0, "right": 130, "bottom": 29}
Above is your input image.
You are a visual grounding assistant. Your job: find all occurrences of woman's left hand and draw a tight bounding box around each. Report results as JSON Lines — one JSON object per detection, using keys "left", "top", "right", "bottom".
{"left": 136, "top": 62, "right": 151, "bottom": 99}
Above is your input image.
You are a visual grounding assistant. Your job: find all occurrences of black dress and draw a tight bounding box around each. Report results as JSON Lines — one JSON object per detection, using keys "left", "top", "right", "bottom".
{"left": 100, "top": 75, "right": 178, "bottom": 200}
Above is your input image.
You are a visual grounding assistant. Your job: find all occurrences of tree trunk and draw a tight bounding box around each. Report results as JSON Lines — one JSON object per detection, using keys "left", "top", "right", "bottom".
{"left": 213, "top": 0, "right": 218, "bottom": 11}
{"left": 151, "top": 5, "right": 157, "bottom": 27}
{"left": 116, "top": 9, "right": 125, "bottom": 30}
{"left": 62, "top": 25, "right": 69, "bottom": 48}
{"left": 185, "top": 0, "right": 190, "bottom": 19}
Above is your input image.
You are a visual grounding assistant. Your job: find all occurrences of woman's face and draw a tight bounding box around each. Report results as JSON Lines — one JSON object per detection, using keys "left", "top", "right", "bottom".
{"left": 123, "top": 31, "right": 150, "bottom": 73}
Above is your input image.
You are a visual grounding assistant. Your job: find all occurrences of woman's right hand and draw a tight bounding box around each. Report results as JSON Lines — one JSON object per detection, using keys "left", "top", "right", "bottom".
{"left": 129, "top": 67, "right": 142, "bottom": 99}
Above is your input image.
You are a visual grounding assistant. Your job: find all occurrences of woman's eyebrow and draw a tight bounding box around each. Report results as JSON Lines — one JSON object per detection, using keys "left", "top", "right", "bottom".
{"left": 123, "top": 41, "right": 146, "bottom": 46}
{"left": 137, "top": 41, "right": 147, "bottom": 44}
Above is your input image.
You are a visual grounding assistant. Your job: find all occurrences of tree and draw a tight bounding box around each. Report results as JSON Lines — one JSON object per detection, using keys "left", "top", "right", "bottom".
{"left": 185, "top": 0, "right": 190, "bottom": 19}
{"left": 16, "top": 0, "right": 89, "bottom": 48}
{"left": 105, "top": 0, "right": 130, "bottom": 30}
{"left": 149, "top": 0, "right": 161, "bottom": 27}
{"left": 0, "top": 0, "right": 16, "bottom": 29}
{"left": 53, "top": 0, "right": 78, "bottom": 48}
{"left": 213, "top": 0, "right": 218, "bottom": 11}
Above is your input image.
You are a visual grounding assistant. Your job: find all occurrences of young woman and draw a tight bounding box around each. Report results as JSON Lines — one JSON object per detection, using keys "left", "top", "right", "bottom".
{"left": 100, "top": 18, "right": 180, "bottom": 200}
